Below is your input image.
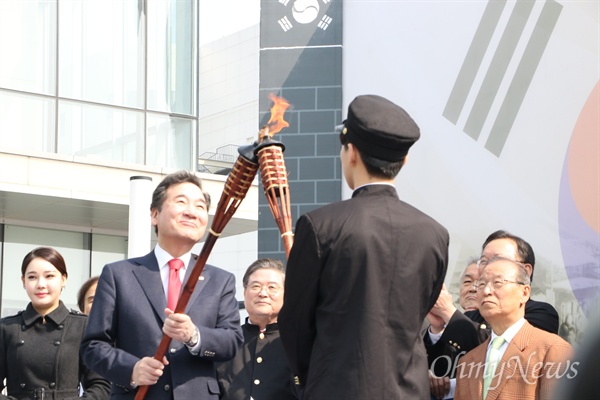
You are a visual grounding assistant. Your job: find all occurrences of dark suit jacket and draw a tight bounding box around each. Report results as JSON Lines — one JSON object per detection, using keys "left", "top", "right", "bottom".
{"left": 425, "top": 310, "right": 482, "bottom": 379}
{"left": 81, "top": 251, "right": 243, "bottom": 400}
{"left": 279, "top": 184, "right": 449, "bottom": 400}
{"left": 465, "top": 298, "right": 559, "bottom": 334}
{"left": 455, "top": 322, "right": 573, "bottom": 400}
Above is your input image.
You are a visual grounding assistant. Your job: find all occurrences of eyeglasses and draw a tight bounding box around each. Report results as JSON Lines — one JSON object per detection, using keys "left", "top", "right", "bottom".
{"left": 247, "top": 283, "right": 281, "bottom": 295}
{"left": 475, "top": 279, "right": 525, "bottom": 291}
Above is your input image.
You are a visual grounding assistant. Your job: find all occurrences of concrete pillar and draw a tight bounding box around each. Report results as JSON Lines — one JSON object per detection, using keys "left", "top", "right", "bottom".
{"left": 128, "top": 176, "right": 153, "bottom": 258}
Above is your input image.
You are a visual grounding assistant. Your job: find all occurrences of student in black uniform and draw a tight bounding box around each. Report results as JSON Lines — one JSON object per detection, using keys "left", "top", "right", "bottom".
{"left": 0, "top": 247, "right": 110, "bottom": 400}
{"left": 279, "top": 95, "right": 449, "bottom": 400}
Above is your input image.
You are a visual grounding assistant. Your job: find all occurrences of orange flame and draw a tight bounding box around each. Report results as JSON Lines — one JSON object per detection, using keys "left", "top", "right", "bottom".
{"left": 261, "top": 93, "right": 290, "bottom": 139}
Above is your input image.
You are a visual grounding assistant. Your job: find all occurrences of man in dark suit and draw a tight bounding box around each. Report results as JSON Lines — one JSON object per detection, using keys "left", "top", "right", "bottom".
{"left": 465, "top": 230, "right": 559, "bottom": 334}
{"left": 279, "top": 95, "right": 449, "bottom": 399}
{"left": 81, "top": 171, "right": 243, "bottom": 399}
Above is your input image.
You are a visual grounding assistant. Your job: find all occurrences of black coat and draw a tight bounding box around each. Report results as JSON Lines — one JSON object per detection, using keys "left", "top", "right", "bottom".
{"left": 0, "top": 301, "right": 110, "bottom": 400}
{"left": 279, "top": 184, "right": 449, "bottom": 400}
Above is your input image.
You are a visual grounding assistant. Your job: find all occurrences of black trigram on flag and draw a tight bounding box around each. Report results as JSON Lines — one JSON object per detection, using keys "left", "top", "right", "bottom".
{"left": 443, "top": 0, "right": 563, "bottom": 157}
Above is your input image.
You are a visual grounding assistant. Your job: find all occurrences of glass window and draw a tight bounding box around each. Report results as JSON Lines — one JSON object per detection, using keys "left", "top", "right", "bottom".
{"left": 0, "top": 91, "right": 56, "bottom": 153}
{"left": 58, "top": 0, "right": 145, "bottom": 108}
{"left": 1, "top": 226, "right": 89, "bottom": 317}
{"left": 0, "top": 0, "right": 57, "bottom": 95}
{"left": 146, "top": 113, "right": 195, "bottom": 170}
{"left": 147, "top": 0, "right": 196, "bottom": 115}
{"left": 57, "top": 100, "right": 145, "bottom": 164}
{"left": 91, "top": 234, "right": 127, "bottom": 276}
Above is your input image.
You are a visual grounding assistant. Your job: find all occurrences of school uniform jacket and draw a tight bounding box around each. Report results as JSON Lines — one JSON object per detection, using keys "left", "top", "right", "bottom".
{"left": 81, "top": 251, "right": 243, "bottom": 400}
{"left": 216, "top": 320, "right": 296, "bottom": 400}
{"left": 455, "top": 322, "right": 574, "bottom": 400}
{"left": 279, "top": 184, "right": 449, "bottom": 400}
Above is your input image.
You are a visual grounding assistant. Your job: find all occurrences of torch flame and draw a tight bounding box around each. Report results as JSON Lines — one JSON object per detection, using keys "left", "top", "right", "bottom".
{"left": 261, "top": 93, "right": 290, "bottom": 139}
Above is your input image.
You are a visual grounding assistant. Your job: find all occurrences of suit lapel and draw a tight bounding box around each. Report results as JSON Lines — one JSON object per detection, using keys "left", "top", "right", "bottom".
{"left": 132, "top": 252, "right": 168, "bottom": 322}
{"left": 485, "top": 322, "right": 531, "bottom": 400}
{"left": 182, "top": 254, "right": 209, "bottom": 313}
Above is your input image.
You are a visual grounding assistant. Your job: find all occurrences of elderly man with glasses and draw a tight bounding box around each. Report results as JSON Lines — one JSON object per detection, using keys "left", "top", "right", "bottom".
{"left": 465, "top": 230, "right": 559, "bottom": 334}
{"left": 455, "top": 257, "right": 573, "bottom": 400}
{"left": 217, "top": 258, "right": 296, "bottom": 400}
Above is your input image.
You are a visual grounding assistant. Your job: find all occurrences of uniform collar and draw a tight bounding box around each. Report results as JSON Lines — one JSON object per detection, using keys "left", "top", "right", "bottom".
{"left": 22, "top": 301, "right": 69, "bottom": 327}
{"left": 352, "top": 183, "right": 398, "bottom": 198}
{"left": 244, "top": 317, "right": 279, "bottom": 332}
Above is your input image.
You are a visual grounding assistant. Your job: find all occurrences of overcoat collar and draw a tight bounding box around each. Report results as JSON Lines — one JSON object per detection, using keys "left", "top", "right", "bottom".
{"left": 22, "top": 300, "right": 69, "bottom": 326}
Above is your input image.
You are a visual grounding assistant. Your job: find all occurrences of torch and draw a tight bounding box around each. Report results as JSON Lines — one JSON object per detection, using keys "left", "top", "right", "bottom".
{"left": 255, "top": 94, "right": 294, "bottom": 257}
{"left": 134, "top": 94, "right": 293, "bottom": 400}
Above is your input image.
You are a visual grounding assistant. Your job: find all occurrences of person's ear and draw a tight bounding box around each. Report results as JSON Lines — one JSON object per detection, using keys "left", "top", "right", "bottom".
{"left": 347, "top": 143, "right": 359, "bottom": 166}
{"left": 151, "top": 208, "right": 159, "bottom": 225}
{"left": 521, "top": 285, "right": 531, "bottom": 305}
{"left": 402, "top": 154, "right": 409, "bottom": 167}
{"left": 522, "top": 263, "right": 533, "bottom": 278}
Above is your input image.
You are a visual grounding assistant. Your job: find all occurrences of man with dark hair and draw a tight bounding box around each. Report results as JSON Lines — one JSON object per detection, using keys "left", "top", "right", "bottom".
{"left": 82, "top": 170, "right": 243, "bottom": 399}
{"left": 217, "top": 258, "right": 296, "bottom": 400}
{"left": 465, "top": 230, "right": 559, "bottom": 334}
{"left": 279, "top": 95, "right": 449, "bottom": 399}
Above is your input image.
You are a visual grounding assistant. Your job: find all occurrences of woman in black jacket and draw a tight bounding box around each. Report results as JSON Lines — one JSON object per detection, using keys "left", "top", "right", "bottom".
{"left": 0, "top": 247, "right": 110, "bottom": 400}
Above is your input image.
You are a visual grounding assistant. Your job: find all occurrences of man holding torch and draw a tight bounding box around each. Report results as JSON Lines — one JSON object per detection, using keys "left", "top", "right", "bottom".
{"left": 279, "top": 95, "right": 449, "bottom": 399}
{"left": 81, "top": 171, "right": 243, "bottom": 400}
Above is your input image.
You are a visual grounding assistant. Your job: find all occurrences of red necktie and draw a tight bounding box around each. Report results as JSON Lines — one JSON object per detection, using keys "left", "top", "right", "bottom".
{"left": 168, "top": 259, "right": 184, "bottom": 310}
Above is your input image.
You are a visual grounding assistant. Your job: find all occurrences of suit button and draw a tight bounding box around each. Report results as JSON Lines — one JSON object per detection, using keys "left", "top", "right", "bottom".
{"left": 57, "top": 324, "right": 64, "bottom": 330}
{"left": 17, "top": 340, "right": 24, "bottom": 346}
{"left": 259, "top": 333, "right": 265, "bottom": 339}
{"left": 54, "top": 341, "right": 61, "bottom": 346}
{"left": 256, "top": 357, "right": 263, "bottom": 363}
{"left": 21, "top": 325, "right": 26, "bottom": 331}
{"left": 254, "top": 379, "right": 260, "bottom": 385}
{"left": 20, "top": 383, "right": 26, "bottom": 388}
{"left": 164, "top": 384, "right": 171, "bottom": 391}
{"left": 170, "top": 347, "right": 177, "bottom": 353}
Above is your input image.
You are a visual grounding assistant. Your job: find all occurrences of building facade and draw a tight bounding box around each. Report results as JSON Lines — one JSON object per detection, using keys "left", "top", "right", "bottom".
{"left": 0, "top": 0, "right": 260, "bottom": 315}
